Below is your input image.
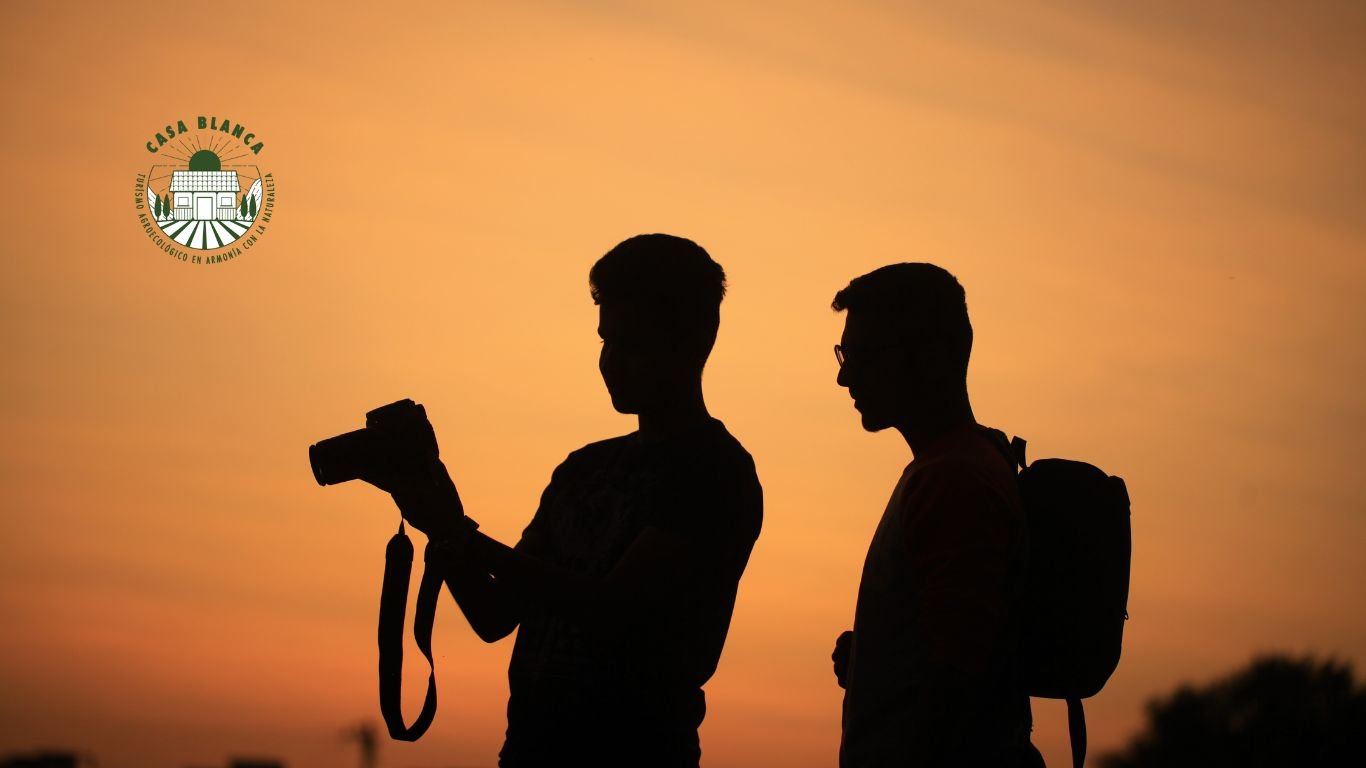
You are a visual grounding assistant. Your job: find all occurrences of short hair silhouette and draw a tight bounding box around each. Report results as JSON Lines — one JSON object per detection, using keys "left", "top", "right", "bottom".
{"left": 590, "top": 233, "right": 727, "bottom": 361}
{"left": 831, "top": 262, "right": 973, "bottom": 377}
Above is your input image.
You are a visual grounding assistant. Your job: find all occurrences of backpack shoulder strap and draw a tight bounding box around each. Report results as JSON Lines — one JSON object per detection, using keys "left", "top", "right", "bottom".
{"left": 978, "top": 426, "right": 1024, "bottom": 471}
{"left": 1010, "top": 436, "right": 1028, "bottom": 470}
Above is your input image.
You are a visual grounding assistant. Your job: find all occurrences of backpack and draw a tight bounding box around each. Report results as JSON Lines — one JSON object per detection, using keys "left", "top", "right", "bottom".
{"left": 1009, "top": 436, "right": 1131, "bottom": 768}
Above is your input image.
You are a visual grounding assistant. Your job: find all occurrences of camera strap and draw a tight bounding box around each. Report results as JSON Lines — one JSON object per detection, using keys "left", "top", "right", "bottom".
{"left": 378, "top": 520, "right": 442, "bottom": 741}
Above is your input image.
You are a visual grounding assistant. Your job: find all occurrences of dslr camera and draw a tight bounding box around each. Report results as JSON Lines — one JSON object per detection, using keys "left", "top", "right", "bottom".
{"left": 309, "top": 398, "right": 440, "bottom": 488}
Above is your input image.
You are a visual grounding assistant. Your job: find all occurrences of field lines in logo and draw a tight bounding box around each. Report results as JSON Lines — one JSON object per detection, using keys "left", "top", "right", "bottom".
{"left": 161, "top": 218, "right": 253, "bottom": 250}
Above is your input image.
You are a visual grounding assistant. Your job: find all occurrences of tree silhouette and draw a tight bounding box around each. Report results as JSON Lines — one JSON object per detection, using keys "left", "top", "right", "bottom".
{"left": 249, "top": 194, "right": 257, "bottom": 218}
{"left": 1098, "top": 654, "right": 1366, "bottom": 768}
{"left": 240, "top": 193, "right": 248, "bottom": 219}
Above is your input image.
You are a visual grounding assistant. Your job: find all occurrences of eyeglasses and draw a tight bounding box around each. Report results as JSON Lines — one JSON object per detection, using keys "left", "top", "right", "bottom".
{"left": 834, "top": 342, "right": 903, "bottom": 367}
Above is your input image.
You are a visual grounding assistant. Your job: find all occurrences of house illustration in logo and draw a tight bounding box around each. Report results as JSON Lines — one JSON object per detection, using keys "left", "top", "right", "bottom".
{"left": 170, "top": 150, "right": 240, "bottom": 221}
{"left": 153, "top": 148, "right": 262, "bottom": 250}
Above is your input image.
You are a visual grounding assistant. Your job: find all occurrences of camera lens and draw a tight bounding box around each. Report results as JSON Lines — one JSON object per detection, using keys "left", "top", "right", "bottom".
{"left": 309, "top": 428, "right": 373, "bottom": 486}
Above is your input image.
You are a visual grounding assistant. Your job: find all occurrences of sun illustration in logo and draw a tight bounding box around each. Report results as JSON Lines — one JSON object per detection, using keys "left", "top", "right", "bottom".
{"left": 145, "top": 137, "right": 264, "bottom": 251}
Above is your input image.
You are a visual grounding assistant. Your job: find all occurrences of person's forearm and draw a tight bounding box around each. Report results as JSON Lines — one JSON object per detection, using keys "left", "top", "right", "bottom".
{"left": 394, "top": 481, "right": 523, "bottom": 642}
{"left": 463, "top": 531, "right": 637, "bottom": 617}
{"left": 430, "top": 527, "right": 622, "bottom": 636}
{"left": 442, "top": 557, "right": 521, "bottom": 643}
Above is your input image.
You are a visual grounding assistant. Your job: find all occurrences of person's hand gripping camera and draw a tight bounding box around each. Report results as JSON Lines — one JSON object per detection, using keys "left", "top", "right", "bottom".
{"left": 310, "top": 399, "right": 478, "bottom": 551}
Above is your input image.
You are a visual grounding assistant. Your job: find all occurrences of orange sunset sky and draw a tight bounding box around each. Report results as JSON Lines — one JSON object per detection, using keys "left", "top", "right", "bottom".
{"left": 2, "top": 2, "right": 1364, "bottom": 767}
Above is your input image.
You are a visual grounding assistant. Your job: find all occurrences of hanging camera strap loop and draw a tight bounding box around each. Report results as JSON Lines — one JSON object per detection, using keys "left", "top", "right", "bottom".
{"left": 378, "top": 520, "right": 442, "bottom": 741}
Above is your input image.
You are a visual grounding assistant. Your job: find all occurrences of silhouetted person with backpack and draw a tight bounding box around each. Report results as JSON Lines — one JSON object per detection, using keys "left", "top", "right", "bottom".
{"left": 360, "top": 234, "right": 763, "bottom": 767}
{"left": 829, "top": 263, "right": 1044, "bottom": 767}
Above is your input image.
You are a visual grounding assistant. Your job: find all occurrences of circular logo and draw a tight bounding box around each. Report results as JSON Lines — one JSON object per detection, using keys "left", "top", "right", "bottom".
{"left": 133, "top": 117, "right": 276, "bottom": 266}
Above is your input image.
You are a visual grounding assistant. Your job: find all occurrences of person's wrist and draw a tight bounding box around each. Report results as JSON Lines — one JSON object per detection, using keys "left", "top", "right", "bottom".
{"left": 393, "top": 477, "right": 460, "bottom": 514}
{"left": 425, "top": 515, "right": 479, "bottom": 566}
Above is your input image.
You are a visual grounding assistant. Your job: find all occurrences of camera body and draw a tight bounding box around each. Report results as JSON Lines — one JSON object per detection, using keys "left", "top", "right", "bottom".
{"left": 310, "top": 399, "right": 439, "bottom": 487}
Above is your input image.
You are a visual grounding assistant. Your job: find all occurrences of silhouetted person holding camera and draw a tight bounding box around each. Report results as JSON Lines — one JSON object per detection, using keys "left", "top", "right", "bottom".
{"left": 361, "top": 234, "right": 763, "bottom": 767}
{"left": 829, "top": 264, "right": 1042, "bottom": 767}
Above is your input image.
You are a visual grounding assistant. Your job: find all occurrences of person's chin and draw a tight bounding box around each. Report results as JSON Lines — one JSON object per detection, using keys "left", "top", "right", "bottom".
{"left": 861, "top": 415, "right": 890, "bottom": 432}
{"left": 856, "top": 405, "right": 892, "bottom": 432}
{"left": 608, "top": 392, "right": 640, "bottom": 415}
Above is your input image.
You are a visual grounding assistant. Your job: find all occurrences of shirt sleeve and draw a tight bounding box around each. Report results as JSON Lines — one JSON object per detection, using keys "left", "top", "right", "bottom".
{"left": 643, "top": 450, "right": 763, "bottom": 582}
{"left": 514, "top": 453, "right": 577, "bottom": 558}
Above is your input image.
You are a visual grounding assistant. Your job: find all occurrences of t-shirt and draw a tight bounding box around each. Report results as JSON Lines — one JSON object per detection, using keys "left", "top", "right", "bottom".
{"left": 499, "top": 417, "right": 763, "bottom": 767}
{"left": 841, "top": 423, "right": 1031, "bottom": 768}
